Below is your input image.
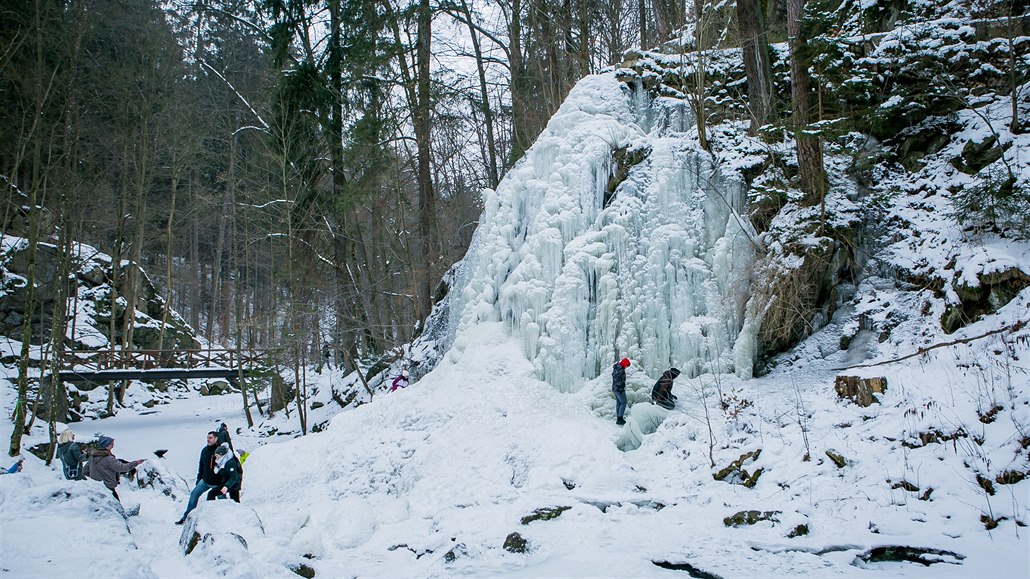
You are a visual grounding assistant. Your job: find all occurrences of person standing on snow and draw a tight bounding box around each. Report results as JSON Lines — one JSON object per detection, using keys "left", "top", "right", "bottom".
{"left": 85, "top": 436, "right": 144, "bottom": 502}
{"left": 651, "top": 367, "right": 681, "bottom": 410}
{"left": 206, "top": 444, "right": 242, "bottom": 503}
{"left": 322, "top": 344, "right": 333, "bottom": 370}
{"left": 176, "top": 431, "right": 220, "bottom": 525}
{"left": 391, "top": 370, "right": 410, "bottom": 392}
{"left": 57, "top": 429, "right": 87, "bottom": 480}
{"left": 612, "top": 358, "right": 631, "bottom": 425}
{"left": 216, "top": 422, "right": 235, "bottom": 453}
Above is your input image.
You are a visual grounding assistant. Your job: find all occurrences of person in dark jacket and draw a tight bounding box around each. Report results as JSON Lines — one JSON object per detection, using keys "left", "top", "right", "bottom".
{"left": 176, "top": 431, "right": 220, "bottom": 524}
{"left": 612, "top": 358, "right": 631, "bottom": 425}
{"left": 206, "top": 444, "right": 242, "bottom": 503}
{"left": 216, "top": 422, "right": 235, "bottom": 453}
{"left": 57, "top": 429, "right": 87, "bottom": 480}
{"left": 651, "top": 367, "right": 681, "bottom": 410}
{"left": 85, "top": 436, "right": 143, "bottom": 502}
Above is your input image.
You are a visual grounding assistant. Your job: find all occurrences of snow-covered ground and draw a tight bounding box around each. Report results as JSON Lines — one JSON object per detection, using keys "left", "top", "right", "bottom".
{"left": 3, "top": 312, "right": 1026, "bottom": 577}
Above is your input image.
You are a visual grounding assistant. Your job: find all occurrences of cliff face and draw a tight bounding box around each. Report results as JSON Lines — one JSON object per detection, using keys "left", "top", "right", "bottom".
{"left": 0, "top": 235, "right": 199, "bottom": 354}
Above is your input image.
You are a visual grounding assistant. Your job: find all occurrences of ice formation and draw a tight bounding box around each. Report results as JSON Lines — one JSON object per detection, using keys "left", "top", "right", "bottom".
{"left": 449, "top": 74, "right": 760, "bottom": 391}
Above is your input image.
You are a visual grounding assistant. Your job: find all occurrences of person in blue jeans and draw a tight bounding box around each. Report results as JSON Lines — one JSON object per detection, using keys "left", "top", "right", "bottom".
{"left": 612, "top": 358, "right": 631, "bottom": 425}
{"left": 176, "top": 431, "right": 220, "bottom": 524}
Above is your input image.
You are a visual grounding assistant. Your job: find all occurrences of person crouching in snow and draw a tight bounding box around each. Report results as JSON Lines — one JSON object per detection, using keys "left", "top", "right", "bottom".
{"left": 391, "top": 370, "right": 410, "bottom": 392}
{"left": 207, "top": 444, "right": 242, "bottom": 503}
{"left": 85, "top": 436, "right": 144, "bottom": 502}
{"left": 612, "top": 358, "right": 631, "bottom": 425}
{"left": 651, "top": 367, "right": 681, "bottom": 410}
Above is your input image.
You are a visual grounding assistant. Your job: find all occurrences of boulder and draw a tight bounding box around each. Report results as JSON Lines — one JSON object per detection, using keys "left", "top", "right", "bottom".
{"left": 723, "top": 510, "right": 780, "bottom": 527}
{"left": 713, "top": 449, "right": 763, "bottom": 487}
{"left": 503, "top": 532, "right": 528, "bottom": 553}
{"left": 520, "top": 505, "right": 571, "bottom": 525}
{"left": 179, "top": 500, "right": 266, "bottom": 578}
{"left": 135, "top": 460, "right": 191, "bottom": 501}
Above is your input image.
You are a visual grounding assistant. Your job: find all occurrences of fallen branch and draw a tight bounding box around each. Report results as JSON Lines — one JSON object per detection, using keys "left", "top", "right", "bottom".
{"left": 833, "top": 320, "right": 1026, "bottom": 371}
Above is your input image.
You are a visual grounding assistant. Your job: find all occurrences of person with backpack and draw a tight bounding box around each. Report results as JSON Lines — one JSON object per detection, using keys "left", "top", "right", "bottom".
{"left": 85, "top": 436, "right": 144, "bottom": 502}
{"left": 206, "top": 444, "right": 242, "bottom": 503}
{"left": 176, "top": 430, "right": 220, "bottom": 525}
{"left": 651, "top": 367, "right": 681, "bottom": 410}
{"left": 57, "top": 429, "right": 87, "bottom": 480}
{"left": 612, "top": 358, "right": 631, "bottom": 425}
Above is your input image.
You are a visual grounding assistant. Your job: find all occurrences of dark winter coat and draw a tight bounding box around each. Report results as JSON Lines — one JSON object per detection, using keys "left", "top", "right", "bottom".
{"left": 611, "top": 363, "right": 627, "bottom": 393}
{"left": 216, "top": 424, "right": 235, "bottom": 453}
{"left": 651, "top": 368, "right": 681, "bottom": 401}
{"left": 215, "top": 455, "right": 242, "bottom": 493}
{"left": 86, "top": 449, "right": 138, "bottom": 490}
{"left": 197, "top": 443, "right": 221, "bottom": 485}
{"left": 57, "top": 441, "right": 86, "bottom": 480}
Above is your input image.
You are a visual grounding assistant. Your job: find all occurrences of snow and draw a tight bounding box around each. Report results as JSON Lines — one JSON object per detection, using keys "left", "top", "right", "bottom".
{"left": 3, "top": 9, "right": 1030, "bottom": 577}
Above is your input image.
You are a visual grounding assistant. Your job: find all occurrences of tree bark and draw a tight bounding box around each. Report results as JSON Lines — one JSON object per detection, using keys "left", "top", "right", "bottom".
{"left": 737, "top": 0, "right": 775, "bottom": 133}
{"left": 414, "top": 0, "right": 437, "bottom": 324}
{"left": 786, "top": 0, "right": 828, "bottom": 206}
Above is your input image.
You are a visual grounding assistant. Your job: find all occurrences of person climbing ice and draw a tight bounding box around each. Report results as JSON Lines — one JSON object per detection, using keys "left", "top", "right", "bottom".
{"left": 612, "top": 357, "right": 631, "bottom": 425}
{"left": 651, "top": 367, "right": 681, "bottom": 410}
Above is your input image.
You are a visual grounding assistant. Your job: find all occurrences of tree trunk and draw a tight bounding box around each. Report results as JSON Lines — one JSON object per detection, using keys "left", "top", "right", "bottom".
{"left": 459, "top": 0, "right": 500, "bottom": 188}
{"left": 508, "top": 0, "right": 533, "bottom": 162}
{"left": 786, "top": 0, "right": 828, "bottom": 206}
{"left": 737, "top": 0, "right": 775, "bottom": 133}
{"left": 414, "top": 0, "right": 437, "bottom": 324}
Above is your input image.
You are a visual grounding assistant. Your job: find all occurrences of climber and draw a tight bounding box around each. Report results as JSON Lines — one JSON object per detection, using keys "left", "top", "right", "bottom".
{"left": 612, "top": 358, "right": 631, "bottom": 425}
{"left": 57, "top": 428, "right": 87, "bottom": 480}
{"left": 651, "top": 367, "right": 681, "bottom": 410}
{"left": 85, "top": 436, "right": 144, "bottom": 502}
{"left": 176, "top": 430, "right": 220, "bottom": 524}
{"left": 391, "top": 370, "right": 410, "bottom": 392}
{"left": 206, "top": 443, "right": 242, "bottom": 503}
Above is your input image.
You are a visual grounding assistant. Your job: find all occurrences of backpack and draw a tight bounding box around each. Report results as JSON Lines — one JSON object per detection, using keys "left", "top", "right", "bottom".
{"left": 60, "top": 443, "right": 80, "bottom": 479}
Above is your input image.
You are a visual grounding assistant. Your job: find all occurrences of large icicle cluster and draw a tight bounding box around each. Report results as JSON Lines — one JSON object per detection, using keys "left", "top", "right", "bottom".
{"left": 450, "top": 74, "right": 759, "bottom": 391}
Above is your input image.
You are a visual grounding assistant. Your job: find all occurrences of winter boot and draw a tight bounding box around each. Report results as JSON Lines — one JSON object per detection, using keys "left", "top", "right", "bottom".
{"left": 616, "top": 417, "right": 626, "bottom": 426}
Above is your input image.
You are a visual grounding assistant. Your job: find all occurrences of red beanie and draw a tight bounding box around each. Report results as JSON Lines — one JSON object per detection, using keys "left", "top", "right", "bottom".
{"left": 619, "top": 358, "right": 631, "bottom": 368}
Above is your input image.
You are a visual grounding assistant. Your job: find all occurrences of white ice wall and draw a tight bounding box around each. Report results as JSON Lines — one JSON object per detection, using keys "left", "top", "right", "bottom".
{"left": 450, "top": 74, "right": 758, "bottom": 391}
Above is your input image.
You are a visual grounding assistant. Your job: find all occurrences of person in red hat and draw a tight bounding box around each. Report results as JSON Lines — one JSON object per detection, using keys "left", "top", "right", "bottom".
{"left": 612, "top": 358, "right": 631, "bottom": 425}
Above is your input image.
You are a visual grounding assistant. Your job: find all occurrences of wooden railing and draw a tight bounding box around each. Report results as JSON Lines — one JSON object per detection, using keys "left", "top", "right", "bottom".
{"left": 58, "top": 348, "right": 277, "bottom": 371}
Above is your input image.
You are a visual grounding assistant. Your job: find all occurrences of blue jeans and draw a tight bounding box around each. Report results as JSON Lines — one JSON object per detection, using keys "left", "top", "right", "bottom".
{"left": 182, "top": 481, "right": 215, "bottom": 519}
{"left": 613, "top": 389, "right": 627, "bottom": 419}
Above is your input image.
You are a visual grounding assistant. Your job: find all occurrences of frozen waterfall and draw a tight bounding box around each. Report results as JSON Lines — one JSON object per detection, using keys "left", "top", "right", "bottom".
{"left": 448, "top": 74, "right": 759, "bottom": 392}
